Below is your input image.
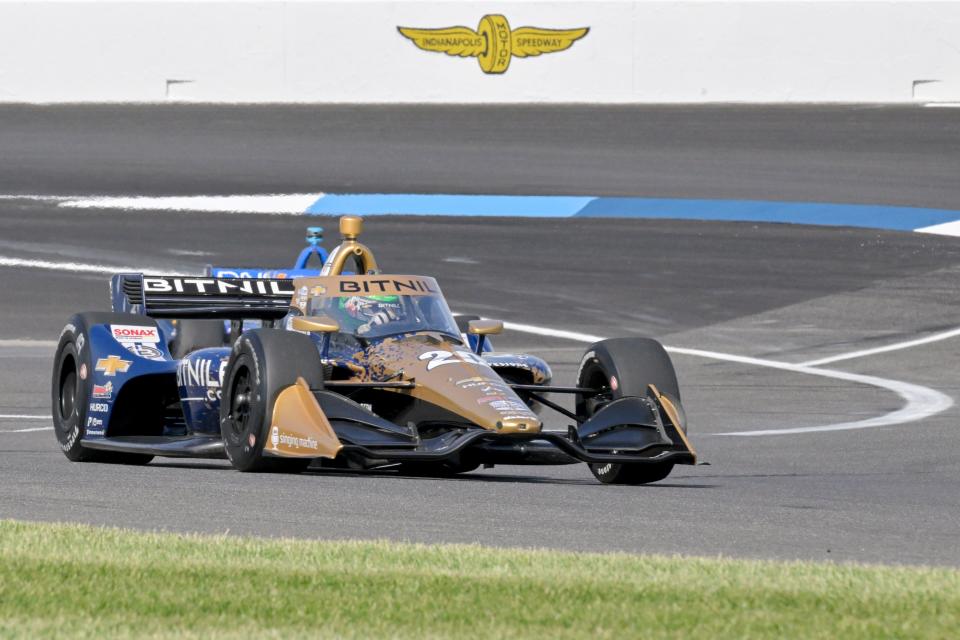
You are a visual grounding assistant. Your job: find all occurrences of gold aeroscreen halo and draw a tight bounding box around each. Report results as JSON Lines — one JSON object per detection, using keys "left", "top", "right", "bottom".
{"left": 323, "top": 215, "right": 378, "bottom": 276}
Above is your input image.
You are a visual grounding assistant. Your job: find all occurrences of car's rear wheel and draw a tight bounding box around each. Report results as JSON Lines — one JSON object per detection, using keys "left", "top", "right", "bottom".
{"left": 52, "top": 313, "right": 154, "bottom": 465}
{"left": 576, "top": 338, "right": 683, "bottom": 485}
{"left": 219, "top": 329, "right": 323, "bottom": 473}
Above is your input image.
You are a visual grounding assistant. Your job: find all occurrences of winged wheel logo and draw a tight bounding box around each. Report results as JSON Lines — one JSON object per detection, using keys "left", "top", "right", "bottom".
{"left": 398, "top": 14, "right": 589, "bottom": 75}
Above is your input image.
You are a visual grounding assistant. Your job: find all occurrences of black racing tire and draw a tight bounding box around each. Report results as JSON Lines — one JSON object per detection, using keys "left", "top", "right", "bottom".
{"left": 51, "top": 313, "right": 154, "bottom": 465}
{"left": 169, "top": 319, "right": 226, "bottom": 359}
{"left": 219, "top": 329, "right": 324, "bottom": 473}
{"left": 576, "top": 337, "right": 683, "bottom": 485}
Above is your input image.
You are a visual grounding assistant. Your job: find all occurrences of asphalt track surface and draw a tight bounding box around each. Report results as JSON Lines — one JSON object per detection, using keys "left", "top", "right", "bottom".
{"left": 2, "top": 106, "right": 960, "bottom": 566}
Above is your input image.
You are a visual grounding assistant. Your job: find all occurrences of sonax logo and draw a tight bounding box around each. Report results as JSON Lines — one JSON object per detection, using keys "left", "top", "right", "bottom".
{"left": 111, "top": 325, "right": 160, "bottom": 343}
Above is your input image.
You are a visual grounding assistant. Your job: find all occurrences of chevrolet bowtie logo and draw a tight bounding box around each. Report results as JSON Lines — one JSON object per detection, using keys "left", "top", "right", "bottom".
{"left": 398, "top": 14, "right": 589, "bottom": 75}
{"left": 95, "top": 355, "right": 132, "bottom": 377}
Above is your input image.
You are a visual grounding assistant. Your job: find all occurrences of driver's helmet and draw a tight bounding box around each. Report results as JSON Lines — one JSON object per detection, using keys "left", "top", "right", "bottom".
{"left": 340, "top": 295, "right": 405, "bottom": 332}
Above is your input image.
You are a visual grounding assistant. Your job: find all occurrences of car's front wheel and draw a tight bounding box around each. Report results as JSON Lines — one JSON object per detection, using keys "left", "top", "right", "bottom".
{"left": 219, "top": 329, "right": 324, "bottom": 473}
{"left": 576, "top": 337, "right": 684, "bottom": 485}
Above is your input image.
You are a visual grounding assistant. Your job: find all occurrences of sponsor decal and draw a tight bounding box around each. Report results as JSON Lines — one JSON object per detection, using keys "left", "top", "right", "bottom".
{"left": 86, "top": 416, "right": 104, "bottom": 429}
{"left": 296, "top": 285, "right": 308, "bottom": 308}
{"left": 61, "top": 424, "right": 79, "bottom": 451}
{"left": 418, "top": 350, "right": 485, "bottom": 371}
{"left": 95, "top": 355, "right": 131, "bottom": 377}
{"left": 85, "top": 427, "right": 105, "bottom": 437}
{"left": 271, "top": 425, "right": 318, "bottom": 451}
{"left": 60, "top": 323, "right": 77, "bottom": 340}
{"left": 75, "top": 332, "right": 85, "bottom": 354}
{"left": 92, "top": 382, "right": 113, "bottom": 399}
{"left": 577, "top": 351, "right": 595, "bottom": 381}
{"left": 456, "top": 376, "right": 510, "bottom": 392}
{"left": 214, "top": 269, "right": 289, "bottom": 279}
{"left": 79, "top": 363, "right": 88, "bottom": 380}
{"left": 398, "top": 14, "right": 588, "bottom": 75}
{"left": 279, "top": 432, "right": 319, "bottom": 450}
{"left": 142, "top": 277, "right": 295, "bottom": 296}
{"left": 488, "top": 399, "right": 528, "bottom": 412}
{"left": 338, "top": 278, "right": 438, "bottom": 296}
{"left": 177, "top": 357, "right": 228, "bottom": 401}
{"left": 310, "top": 285, "right": 326, "bottom": 296}
{"left": 477, "top": 394, "right": 507, "bottom": 403}
{"left": 88, "top": 402, "right": 109, "bottom": 413}
{"left": 112, "top": 324, "right": 164, "bottom": 361}
{"left": 123, "top": 343, "right": 164, "bottom": 360}
{"left": 111, "top": 325, "right": 160, "bottom": 343}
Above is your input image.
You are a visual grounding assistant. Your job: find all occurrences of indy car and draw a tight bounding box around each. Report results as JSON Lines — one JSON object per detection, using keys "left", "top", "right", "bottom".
{"left": 52, "top": 216, "right": 696, "bottom": 484}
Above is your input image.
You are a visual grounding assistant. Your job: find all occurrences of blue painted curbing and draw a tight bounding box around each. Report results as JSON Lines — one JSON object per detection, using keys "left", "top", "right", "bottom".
{"left": 306, "top": 193, "right": 960, "bottom": 233}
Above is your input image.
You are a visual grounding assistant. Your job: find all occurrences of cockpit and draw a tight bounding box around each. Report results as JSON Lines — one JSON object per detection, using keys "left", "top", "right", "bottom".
{"left": 301, "top": 276, "right": 461, "bottom": 340}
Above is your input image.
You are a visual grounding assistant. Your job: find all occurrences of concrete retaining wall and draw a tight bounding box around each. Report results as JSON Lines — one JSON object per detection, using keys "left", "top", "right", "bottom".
{"left": 1, "top": 1, "right": 958, "bottom": 103}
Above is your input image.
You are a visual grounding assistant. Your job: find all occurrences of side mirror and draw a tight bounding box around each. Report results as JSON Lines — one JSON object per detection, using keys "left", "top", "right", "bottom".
{"left": 467, "top": 319, "right": 503, "bottom": 336}
{"left": 291, "top": 315, "right": 340, "bottom": 334}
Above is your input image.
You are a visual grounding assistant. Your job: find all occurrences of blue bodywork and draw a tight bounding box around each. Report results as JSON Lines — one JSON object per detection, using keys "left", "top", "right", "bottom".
{"left": 176, "top": 347, "right": 231, "bottom": 434}
{"left": 80, "top": 321, "right": 178, "bottom": 441}
{"left": 112, "top": 227, "right": 331, "bottom": 345}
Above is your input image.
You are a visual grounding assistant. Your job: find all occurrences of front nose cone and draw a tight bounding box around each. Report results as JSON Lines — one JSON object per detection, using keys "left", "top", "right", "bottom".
{"left": 496, "top": 416, "right": 542, "bottom": 434}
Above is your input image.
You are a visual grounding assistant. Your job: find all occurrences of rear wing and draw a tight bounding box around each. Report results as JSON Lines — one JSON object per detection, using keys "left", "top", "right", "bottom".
{"left": 111, "top": 274, "right": 296, "bottom": 320}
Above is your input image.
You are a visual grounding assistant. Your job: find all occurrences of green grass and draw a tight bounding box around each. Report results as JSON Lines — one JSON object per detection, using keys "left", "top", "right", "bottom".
{"left": 0, "top": 521, "right": 958, "bottom": 639}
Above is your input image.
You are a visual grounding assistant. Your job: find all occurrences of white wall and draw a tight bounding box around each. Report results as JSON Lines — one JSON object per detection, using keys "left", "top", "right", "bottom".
{"left": 0, "top": 1, "right": 958, "bottom": 103}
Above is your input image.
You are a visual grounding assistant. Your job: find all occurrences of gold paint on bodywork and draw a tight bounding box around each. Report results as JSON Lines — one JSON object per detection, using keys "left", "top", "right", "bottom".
{"left": 467, "top": 319, "right": 504, "bottom": 335}
{"left": 292, "top": 315, "right": 340, "bottom": 334}
{"left": 648, "top": 384, "right": 696, "bottom": 462}
{"left": 361, "top": 335, "right": 542, "bottom": 434}
{"left": 292, "top": 275, "right": 441, "bottom": 299}
{"left": 268, "top": 377, "right": 342, "bottom": 459}
{"left": 339, "top": 216, "right": 364, "bottom": 240}
{"left": 324, "top": 216, "right": 379, "bottom": 276}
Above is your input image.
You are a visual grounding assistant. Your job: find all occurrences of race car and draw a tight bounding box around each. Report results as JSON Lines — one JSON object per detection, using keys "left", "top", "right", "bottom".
{"left": 52, "top": 216, "right": 696, "bottom": 484}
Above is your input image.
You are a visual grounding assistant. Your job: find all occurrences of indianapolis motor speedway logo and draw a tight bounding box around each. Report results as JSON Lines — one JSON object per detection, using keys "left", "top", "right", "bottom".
{"left": 398, "top": 14, "right": 589, "bottom": 75}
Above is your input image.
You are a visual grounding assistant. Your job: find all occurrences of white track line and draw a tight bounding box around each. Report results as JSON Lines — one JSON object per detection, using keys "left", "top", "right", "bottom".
{"left": 58, "top": 194, "right": 323, "bottom": 215}
{"left": 0, "top": 427, "right": 53, "bottom": 433}
{"left": 501, "top": 321, "right": 954, "bottom": 437}
{"left": 915, "top": 220, "right": 960, "bottom": 237}
{"left": 0, "top": 256, "right": 196, "bottom": 277}
{"left": 800, "top": 326, "right": 960, "bottom": 367}
{"left": 0, "top": 414, "right": 51, "bottom": 420}
{"left": 0, "top": 339, "right": 59, "bottom": 348}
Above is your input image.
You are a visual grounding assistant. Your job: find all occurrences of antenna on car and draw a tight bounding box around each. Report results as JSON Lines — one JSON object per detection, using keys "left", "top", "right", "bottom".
{"left": 322, "top": 215, "right": 380, "bottom": 275}
{"left": 306, "top": 226, "right": 323, "bottom": 245}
